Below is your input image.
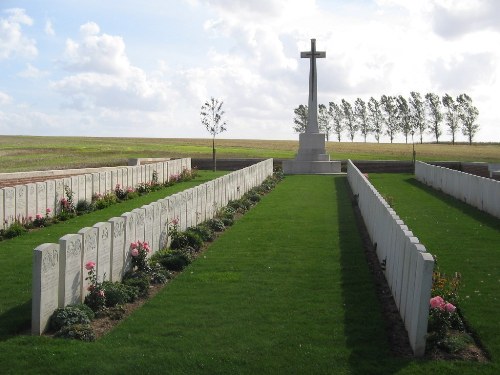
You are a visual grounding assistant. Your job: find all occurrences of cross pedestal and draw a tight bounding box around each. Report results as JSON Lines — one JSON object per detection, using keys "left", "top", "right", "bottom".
{"left": 283, "top": 39, "right": 341, "bottom": 174}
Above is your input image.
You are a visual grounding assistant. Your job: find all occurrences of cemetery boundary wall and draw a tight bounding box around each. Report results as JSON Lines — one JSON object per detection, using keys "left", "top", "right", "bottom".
{"left": 347, "top": 160, "right": 434, "bottom": 357}
{"left": 415, "top": 161, "right": 500, "bottom": 219}
{"left": 0, "top": 159, "right": 191, "bottom": 229}
{"left": 32, "top": 159, "right": 274, "bottom": 335}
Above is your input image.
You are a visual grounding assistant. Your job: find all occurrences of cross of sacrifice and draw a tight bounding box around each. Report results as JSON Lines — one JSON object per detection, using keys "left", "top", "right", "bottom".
{"left": 301, "top": 39, "right": 326, "bottom": 133}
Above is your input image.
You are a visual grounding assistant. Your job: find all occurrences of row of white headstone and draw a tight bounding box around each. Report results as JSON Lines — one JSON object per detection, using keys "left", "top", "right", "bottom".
{"left": 32, "top": 159, "right": 274, "bottom": 335}
{"left": 415, "top": 161, "right": 500, "bottom": 219}
{"left": 0, "top": 159, "right": 190, "bottom": 229}
{"left": 346, "top": 160, "right": 434, "bottom": 357}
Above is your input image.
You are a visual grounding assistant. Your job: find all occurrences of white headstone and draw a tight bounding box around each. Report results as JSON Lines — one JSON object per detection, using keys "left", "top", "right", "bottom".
{"left": 15, "top": 185, "right": 27, "bottom": 222}
{"left": 152, "top": 202, "right": 161, "bottom": 253}
{"left": 32, "top": 243, "right": 60, "bottom": 335}
{"left": 59, "top": 233, "right": 83, "bottom": 306}
{"left": 46, "top": 180, "right": 56, "bottom": 217}
{"left": 92, "top": 173, "right": 100, "bottom": 197}
{"left": 54, "top": 179, "right": 64, "bottom": 214}
{"left": 78, "top": 227, "right": 98, "bottom": 299}
{"left": 3, "top": 187, "right": 15, "bottom": 226}
{"left": 36, "top": 182, "right": 47, "bottom": 218}
{"left": 94, "top": 222, "right": 112, "bottom": 282}
{"left": 78, "top": 175, "right": 86, "bottom": 204}
{"left": 105, "top": 171, "right": 112, "bottom": 192}
{"left": 0, "top": 189, "right": 4, "bottom": 229}
{"left": 99, "top": 172, "right": 106, "bottom": 195}
{"left": 70, "top": 176, "right": 79, "bottom": 203}
{"left": 142, "top": 204, "right": 154, "bottom": 252}
{"left": 132, "top": 208, "right": 146, "bottom": 242}
{"left": 85, "top": 174, "right": 93, "bottom": 203}
{"left": 159, "top": 199, "right": 169, "bottom": 249}
{"left": 109, "top": 217, "right": 125, "bottom": 282}
{"left": 26, "top": 183, "right": 37, "bottom": 220}
{"left": 121, "top": 211, "right": 137, "bottom": 273}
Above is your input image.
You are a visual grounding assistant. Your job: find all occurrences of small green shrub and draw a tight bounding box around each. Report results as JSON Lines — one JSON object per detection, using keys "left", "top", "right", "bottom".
{"left": 97, "top": 305, "right": 126, "bottom": 321}
{"left": 54, "top": 324, "right": 96, "bottom": 342}
{"left": 102, "top": 281, "right": 139, "bottom": 307}
{"left": 154, "top": 249, "right": 192, "bottom": 271}
{"left": 71, "top": 303, "right": 95, "bottom": 321}
{"left": 184, "top": 229, "right": 204, "bottom": 250}
{"left": 189, "top": 224, "right": 215, "bottom": 242}
{"left": 3, "top": 221, "right": 28, "bottom": 239}
{"left": 50, "top": 306, "right": 91, "bottom": 331}
{"left": 206, "top": 218, "right": 225, "bottom": 232}
{"left": 92, "top": 192, "right": 118, "bottom": 210}
{"left": 221, "top": 216, "right": 234, "bottom": 227}
{"left": 122, "top": 272, "right": 150, "bottom": 297}
{"left": 76, "top": 199, "right": 94, "bottom": 214}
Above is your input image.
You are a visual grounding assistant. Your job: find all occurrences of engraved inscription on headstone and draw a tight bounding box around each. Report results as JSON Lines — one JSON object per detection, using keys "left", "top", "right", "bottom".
{"left": 78, "top": 227, "right": 98, "bottom": 299}
{"left": 94, "top": 222, "right": 112, "bottom": 282}
{"left": 59, "top": 233, "right": 82, "bottom": 306}
{"left": 46, "top": 180, "right": 56, "bottom": 217}
{"left": 32, "top": 243, "right": 60, "bottom": 335}
{"left": 15, "top": 185, "right": 27, "bottom": 221}
{"left": 109, "top": 217, "right": 125, "bottom": 282}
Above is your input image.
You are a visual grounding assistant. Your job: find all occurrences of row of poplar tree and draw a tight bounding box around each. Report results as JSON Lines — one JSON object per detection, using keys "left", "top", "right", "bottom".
{"left": 293, "top": 92, "right": 480, "bottom": 144}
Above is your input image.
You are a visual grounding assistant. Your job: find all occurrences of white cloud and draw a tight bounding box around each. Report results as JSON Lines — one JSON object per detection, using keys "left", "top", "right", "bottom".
{"left": 18, "top": 63, "right": 48, "bottom": 78}
{"left": 0, "top": 91, "right": 12, "bottom": 105}
{"left": 52, "top": 22, "right": 175, "bottom": 112}
{"left": 0, "top": 8, "right": 37, "bottom": 60}
{"left": 45, "top": 19, "right": 55, "bottom": 36}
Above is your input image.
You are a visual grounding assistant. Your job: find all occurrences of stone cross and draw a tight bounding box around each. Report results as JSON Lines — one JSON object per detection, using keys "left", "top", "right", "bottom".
{"left": 301, "top": 38, "right": 326, "bottom": 133}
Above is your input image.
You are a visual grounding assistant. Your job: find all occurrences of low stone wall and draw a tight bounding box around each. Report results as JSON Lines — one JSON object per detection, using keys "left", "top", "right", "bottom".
{"left": 0, "top": 159, "right": 190, "bottom": 229}
{"left": 31, "top": 159, "right": 274, "bottom": 335}
{"left": 347, "top": 160, "right": 434, "bottom": 357}
{"left": 415, "top": 161, "right": 500, "bottom": 219}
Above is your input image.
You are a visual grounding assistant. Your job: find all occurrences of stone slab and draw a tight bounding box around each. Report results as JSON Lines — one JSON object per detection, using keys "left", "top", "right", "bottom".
{"left": 32, "top": 243, "right": 60, "bottom": 335}
{"left": 59, "top": 233, "right": 83, "bottom": 306}
{"left": 109, "top": 217, "right": 125, "bottom": 282}
{"left": 94, "top": 222, "right": 112, "bottom": 282}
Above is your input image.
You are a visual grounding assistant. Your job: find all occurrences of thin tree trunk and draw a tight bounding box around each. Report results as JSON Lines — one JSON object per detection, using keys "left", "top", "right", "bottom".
{"left": 212, "top": 137, "right": 216, "bottom": 172}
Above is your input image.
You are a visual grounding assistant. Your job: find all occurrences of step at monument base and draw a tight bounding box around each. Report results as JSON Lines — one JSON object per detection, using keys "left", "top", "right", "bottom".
{"left": 282, "top": 160, "right": 341, "bottom": 174}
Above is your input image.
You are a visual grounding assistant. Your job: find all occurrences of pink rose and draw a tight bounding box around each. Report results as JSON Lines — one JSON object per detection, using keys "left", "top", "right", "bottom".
{"left": 98, "top": 290, "right": 105, "bottom": 297}
{"left": 430, "top": 296, "right": 445, "bottom": 310}
{"left": 85, "top": 261, "right": 96, "bottom": 270}
{"left": 36, "top": 214, "right": 42, "bottom": 220}
{"left": 444, "top": 303, "right": 456, "bottom": 313}
{"left": 130, "top": 242, "right": 138, "bottom": 249}
{"left": 131, "top": 248, "right": 139, "bottom": 257}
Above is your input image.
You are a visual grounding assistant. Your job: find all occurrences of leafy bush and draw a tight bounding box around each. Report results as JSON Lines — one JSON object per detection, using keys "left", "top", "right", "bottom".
{"left": 97, "top": 305, "right": 126, "bottom": 321}
{"left": 245, "top": 191, "right": 261, "bottom": 204}
{"left": 50, "top": 306, "right": 91, "bottom": 331}
{"left": 206, "top": 218, "right": 225, "bottom": 232}
{"left": 123, "top": 272, "right": 150, "bottom": 297}
{"left": 221, "top": 216, "right": 234, "bottom": 227}
{"left": 3, "top": 221, "right": 28, "bottom": 239}
{"left": 71, "top": 303, "right": 95, "bottom": 321}
{"left": 153, "top": 249, "right": 192, "bottom": 272}
{"left": 92, "top": 192, "right": 118, "bottom": 210}
{"left": 54, "top": 324, "right": 96, "bottom": 342}
{"left": 102, "top": 281, "right": 139, "bottom": 307}
{"left": 170, "top": 229, "right": 203, "bottom": 251}
{"left": 76, "top": 199, "right": 94, "bottom": 215}
{"left": 189, "top": 224, "right": 215, "bottom": 242}
{"left": 149, "top": 264, "right": 172, "bottom": 284}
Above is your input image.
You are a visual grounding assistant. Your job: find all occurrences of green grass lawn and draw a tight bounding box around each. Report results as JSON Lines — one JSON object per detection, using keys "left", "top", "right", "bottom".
{"left": 0, "top": 171, "right": 225, "bottom": 339}
{"left": 370, "top": 173, "right": 500, "bottom": 370}
{"left": 0, "top": 174, "right": 498, "bottom": 374}
{"left": 1, "top": 135, "right": 498, "bottom": 172}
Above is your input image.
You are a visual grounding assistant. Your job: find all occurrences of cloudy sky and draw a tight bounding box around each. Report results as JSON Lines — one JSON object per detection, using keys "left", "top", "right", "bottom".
{"left": 0, "top": 0, "right": 499, "bottom": 143}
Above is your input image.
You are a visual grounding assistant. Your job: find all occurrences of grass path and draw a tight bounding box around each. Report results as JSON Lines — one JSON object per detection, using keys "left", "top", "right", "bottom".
{"left": 0, "top": 175, "right": 391, "bottom": 374}
{"left": 370, "top": 174, "right": 500, "bottom": 372}
{"left": 1, "top": 175, "right": 498, "bottom": 374}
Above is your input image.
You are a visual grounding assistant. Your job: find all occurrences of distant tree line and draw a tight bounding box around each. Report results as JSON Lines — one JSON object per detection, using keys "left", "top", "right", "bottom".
{"left": 293, "top": 92, "right": 480, "bottom": 144}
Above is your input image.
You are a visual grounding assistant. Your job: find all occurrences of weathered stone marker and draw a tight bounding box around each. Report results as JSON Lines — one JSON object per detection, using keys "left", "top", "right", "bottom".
{"left": 283, "top": 38, "right": 341, "bottom": 174}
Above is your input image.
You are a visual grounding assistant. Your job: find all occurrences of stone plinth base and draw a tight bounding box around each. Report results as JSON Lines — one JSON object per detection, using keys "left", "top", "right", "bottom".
{"left": 284, "top": 132, "right": 341, "bottom": 174}
{"left": 283, "top": 160, "right": 341, "bottom": 174}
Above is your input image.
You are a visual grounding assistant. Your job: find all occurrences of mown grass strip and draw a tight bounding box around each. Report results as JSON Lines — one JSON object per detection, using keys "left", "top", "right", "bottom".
{"left": 370, "top": 173, "right": 500, "bottom": 370}
{"left": 0, "top": 171, "right": 225, "bottom": 338}
{"left": 0, "top": 175, "right": 389, "bottom": 374}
